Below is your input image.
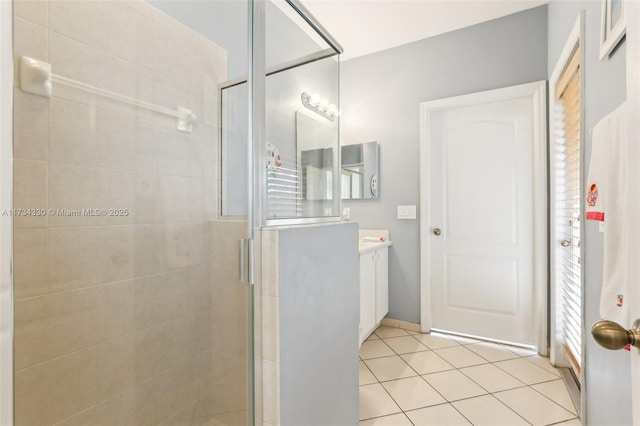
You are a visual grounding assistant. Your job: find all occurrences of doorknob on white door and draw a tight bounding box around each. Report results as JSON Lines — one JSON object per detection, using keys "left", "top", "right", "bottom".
{"left": 560, "top": 239, "right": 571, "bottom": 247}
{"left": 591, "top": 319, "right": 640, "bottom": 350}
{"left": 432, "top": 228, "right": 441, "bottom": 236}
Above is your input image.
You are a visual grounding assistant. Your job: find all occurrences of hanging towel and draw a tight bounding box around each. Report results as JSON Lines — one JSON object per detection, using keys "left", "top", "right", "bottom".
{"left": 586, "top": 97, "right": 640, "bottom": 327}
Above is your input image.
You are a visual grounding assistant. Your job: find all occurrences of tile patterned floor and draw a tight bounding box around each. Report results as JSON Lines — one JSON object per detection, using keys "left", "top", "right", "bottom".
{"left": 359, "top": 326, "right": 581, "bottom": 426}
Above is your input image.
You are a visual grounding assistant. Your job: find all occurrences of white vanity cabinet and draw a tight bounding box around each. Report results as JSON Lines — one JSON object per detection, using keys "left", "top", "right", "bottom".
{"left": 358, "top": 242, "right": 391, "bottom": 345}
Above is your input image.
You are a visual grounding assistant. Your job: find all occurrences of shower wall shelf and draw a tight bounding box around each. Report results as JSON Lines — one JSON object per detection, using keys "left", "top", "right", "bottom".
{"left": 19, "top": 56, "right": 197, "bottom": 133}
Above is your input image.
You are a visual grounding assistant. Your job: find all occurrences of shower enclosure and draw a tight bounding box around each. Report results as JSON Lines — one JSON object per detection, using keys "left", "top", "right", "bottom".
{"left": 222, "top": 1, "right": 341, "bottom": 223}
{"left": 2, "top": 0, "right": 341, "bottom": 424}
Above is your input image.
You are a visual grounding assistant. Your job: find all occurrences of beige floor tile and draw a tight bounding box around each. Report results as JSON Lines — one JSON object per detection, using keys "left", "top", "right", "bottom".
{"left": 375, "top": 326, "right": 409, "bottom": 339}
{"left": 365, "top": 356, "right": 417, "bottom": 382}
{"left": 459, "top": 363, "right": 525, "bottom": 393}
{"left": 360, "top": 340, "right": 395, "bottom": 360}
{"left": 359, "top": 412, "right": 413, "bottom": 426}
{"left": 450, "top": 335, "right": 484, "bottom": 345}
{"left": 552, "top": 418, "right": 582, "bottom": 425}
{"left": 383, "top": 336, "right": 429, "bottom": 354}
{"left": 466, "top": 342, "right": 521, "bottom": 362}
{"left": 401, "top": 351, "right": 454, "bottom": 375}
{"left": 422, "top": 370, "right": 487, "bottom": 401}
{"left": 452, "top": 395, "right": 528, "bottom": 426}
{"left": 412, "top": 333, "right": 460, "bottom": 350}
{"left": 360, "top": 361, "right": 378, "bottom": 385}
{"left": 524, "top": 355, "right": 562, "bottom": 376}
{"left": 406, "top": 403, "right": 472, "bottom": 426}
{"left": 366, "top": 333, "right": 380, "bottom": 341}
{"left": 359, "top": 383, "right": 402, "bottom": 420}
{"left": 494, "top": 358, "right": 559, "bottom": 385}
{"left": 505, "top": 345, "right": 538, "bottom": 357}
{"left": 381, "top": 376, "right": 446, "bottom": 411}
{"left": 494, "top": 386, "right": 576, "bottom": 425}
{"left": 531, "top": 379, "right": 578, "bottom": 415}
{"left": 433, "top": 346, "right": 488, "bottom": 368}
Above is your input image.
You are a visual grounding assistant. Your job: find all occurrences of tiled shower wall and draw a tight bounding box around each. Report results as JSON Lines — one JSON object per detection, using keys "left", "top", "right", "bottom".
{"left": 11, "top": 0, "right": 248, "bottom": 424}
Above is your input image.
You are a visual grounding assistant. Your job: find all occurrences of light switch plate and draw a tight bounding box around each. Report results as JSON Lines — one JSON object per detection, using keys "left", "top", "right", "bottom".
{"left": 397, "top": 205, "right": 416, "bottom": 220}
{"left": 342, "top": 207, "right": 351, "bottom": 221}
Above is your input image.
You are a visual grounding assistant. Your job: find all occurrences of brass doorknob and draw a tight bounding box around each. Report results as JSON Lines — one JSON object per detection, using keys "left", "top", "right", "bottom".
{"left": 560, "top": 239, "right": 571, "bottom": 247}
{"left": 433, "top": 228, "right": 441, "bottom": 236}
{"left": 591, "top": 319, "right": 640, "bottom": 350}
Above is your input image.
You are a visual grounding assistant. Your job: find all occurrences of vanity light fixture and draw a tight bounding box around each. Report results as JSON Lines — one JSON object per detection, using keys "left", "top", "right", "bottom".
{"left": 301, "top": 91, "right": 339, "bottom": 121}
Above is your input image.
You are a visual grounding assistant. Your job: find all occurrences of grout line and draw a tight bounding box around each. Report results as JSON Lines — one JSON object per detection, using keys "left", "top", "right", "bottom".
{"left": 455, "top": 366, "right": 527, "bottom": 395}
{"left": 558, "top": 367, "right": 581, "bottom": 415}
{"left": 480, "top": 393, "right": 534, "bottom": 426}
{"left": 491, "top": 358, "right": 561, "bottom": 384}
{"left": 527, "top": 380, "right": 579, "bottom": 416}
{"left": 545, "top": 417, "right": 580, "bottom": 426}
{"left": 360, "top": 337, "right": 571, "bottom": 426}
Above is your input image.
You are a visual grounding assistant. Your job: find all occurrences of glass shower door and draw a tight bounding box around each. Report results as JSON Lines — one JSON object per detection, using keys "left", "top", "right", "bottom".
{"left": 11, "top": 0, "right": 255, "bottom": 424}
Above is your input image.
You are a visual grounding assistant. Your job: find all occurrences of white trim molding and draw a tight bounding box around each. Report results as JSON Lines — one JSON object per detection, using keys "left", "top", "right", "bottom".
{"left": 0, "top": 0, "right": 13, "bottom": 424}
{"left": 419, "top": 81, "right": 548, "bottom": 354}
{"left": 548, "top": 13, "right": 584, "bottom": 373}
{"left": 599, "top": 0, "right": 626, "bottom": 61}
{"left": 626, "top": 2, "right": 640, "bottom": 425}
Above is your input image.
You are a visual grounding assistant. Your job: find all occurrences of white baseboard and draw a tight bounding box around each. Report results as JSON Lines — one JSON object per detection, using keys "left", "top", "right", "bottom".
{"left": 380, "top": 318, "right": 421, "bottom": 333}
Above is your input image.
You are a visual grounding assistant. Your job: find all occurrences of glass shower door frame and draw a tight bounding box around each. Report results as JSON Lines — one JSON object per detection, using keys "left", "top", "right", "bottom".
{"left": 256, "top": 0, "right": 343, "bottom": 228}
{"left": 0, "top": 0, "right": 343, "bottom": 423}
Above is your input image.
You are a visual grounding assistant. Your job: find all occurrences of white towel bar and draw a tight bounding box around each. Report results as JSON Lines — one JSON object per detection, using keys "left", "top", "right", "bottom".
{"left": 19, "top": 56, "right": 196, "bottom": 133}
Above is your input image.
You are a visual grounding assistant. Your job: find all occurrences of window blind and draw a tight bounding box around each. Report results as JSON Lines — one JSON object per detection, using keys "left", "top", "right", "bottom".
{"left": 554, "top": 48, "right": 582, "bottom": 377}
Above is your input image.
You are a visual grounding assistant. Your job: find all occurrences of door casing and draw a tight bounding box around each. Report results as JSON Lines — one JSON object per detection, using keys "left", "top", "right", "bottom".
{"left": 419, "top": 81, "right": 548, "bottom": 353}
{"left": 626, "top": 1, "right": 640, "bottom": 425}
{"left": 548, "top": 12, "right": 583, "bottom": 382}
{"left": 0, "top": 0, "right": 13, "bottom": 424}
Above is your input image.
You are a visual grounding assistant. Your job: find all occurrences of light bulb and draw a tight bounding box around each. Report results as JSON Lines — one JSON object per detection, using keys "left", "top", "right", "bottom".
{"left": 309, "top": 93, "right": 321, "bottom": 106}
{"left": 318, "top": 99, "right": 329, "bottom": 112}
{"left": 326, "top": 104, "right": 337, "bottom": 116}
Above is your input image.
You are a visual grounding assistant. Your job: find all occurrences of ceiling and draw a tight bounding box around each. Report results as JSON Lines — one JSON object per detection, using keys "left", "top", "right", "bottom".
{"left": 300, "top": 0, "right": 548, "bottom": 61}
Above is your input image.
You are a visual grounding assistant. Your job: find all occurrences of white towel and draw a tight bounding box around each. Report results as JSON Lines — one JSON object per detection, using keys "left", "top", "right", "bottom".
{"left": 586, "top": 98, "right": 640, "bottom": 327}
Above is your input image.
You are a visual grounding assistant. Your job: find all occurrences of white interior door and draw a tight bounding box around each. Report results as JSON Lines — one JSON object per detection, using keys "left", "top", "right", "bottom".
{"left": 421, "top": 83, "right": 546, "bottom": 347}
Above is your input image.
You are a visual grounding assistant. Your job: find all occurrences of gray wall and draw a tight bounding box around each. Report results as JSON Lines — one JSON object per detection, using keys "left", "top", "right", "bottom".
{"left": 547, "top": 1, "right": 630, "bottom": 425}
{"left": 278, "top": 223, "right": 359, "bottom": 426}
{"left": 340, "top": 5, "right": 548, "bottom": 323}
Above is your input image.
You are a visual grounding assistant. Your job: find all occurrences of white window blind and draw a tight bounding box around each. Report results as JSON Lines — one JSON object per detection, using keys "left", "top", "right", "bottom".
{"left": 554, "top": 47, "right": 582, "bottom": 376}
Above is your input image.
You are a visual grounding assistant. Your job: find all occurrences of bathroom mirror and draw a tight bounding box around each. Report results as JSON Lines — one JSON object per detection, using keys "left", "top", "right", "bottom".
{"left": 296, "top": 112, "right": 339, "bottom": 215}
{"left": 341, "top": 141, "right": 379, "bottom": 199}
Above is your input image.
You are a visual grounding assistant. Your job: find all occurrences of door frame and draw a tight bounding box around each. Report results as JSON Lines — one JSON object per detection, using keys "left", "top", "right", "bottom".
{"left": 628, "top": 1, "right": 640, "bottom": 424}
{"left": 0, "top": 0, "right": 12, "bottom": 424}
{"left": 548, "top": 13, "right": 584, "bottom": 373}
{"left": 419, "top": 81, "right": 548, "bottom": 353}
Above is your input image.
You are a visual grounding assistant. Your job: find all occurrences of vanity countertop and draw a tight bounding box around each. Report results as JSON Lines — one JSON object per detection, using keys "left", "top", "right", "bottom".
{"left": 358, "top": 229, "right": 391, "bottom": 254}
{"left": 358, "top": 240, "right": 392, "bottom": 254}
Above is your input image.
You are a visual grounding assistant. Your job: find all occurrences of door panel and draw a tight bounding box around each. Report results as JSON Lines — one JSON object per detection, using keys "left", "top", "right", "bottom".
{"left": 428, "top": 95, "right": 535, "bottom": 345}
{"left": 446, "top": 255, "right": 519, "bottom": 314}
